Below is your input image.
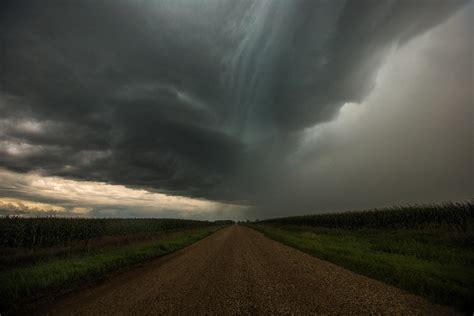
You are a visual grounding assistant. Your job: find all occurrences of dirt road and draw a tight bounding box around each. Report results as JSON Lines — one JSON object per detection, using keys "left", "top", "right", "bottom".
{"left": 42, "top": 225, "right": 455, "bottom": 315}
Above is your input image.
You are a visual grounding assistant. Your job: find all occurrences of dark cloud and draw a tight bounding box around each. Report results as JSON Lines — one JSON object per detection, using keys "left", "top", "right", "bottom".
{"left": 0, "top": 0, "right": 470, "bottom": 217}
{"left": 243, "top": 4, "right": 473, "bottom": 218}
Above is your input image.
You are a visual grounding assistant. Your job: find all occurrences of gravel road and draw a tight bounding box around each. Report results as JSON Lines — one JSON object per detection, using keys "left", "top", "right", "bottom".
{"left": 42, "top": 225, "right": 455, "bottom": 315}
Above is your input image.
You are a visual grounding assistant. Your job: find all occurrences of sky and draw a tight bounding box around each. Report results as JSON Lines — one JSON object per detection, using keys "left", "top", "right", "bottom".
{"left": 0, "top": 0, "right": 472, "bottom": 220}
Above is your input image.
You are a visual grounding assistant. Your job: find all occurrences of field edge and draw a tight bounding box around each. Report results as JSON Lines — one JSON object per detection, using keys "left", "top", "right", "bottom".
{"left": 0, "top": 225, "right": 228, "bottom": 315}
{"left": 246, "top": 223, "right": 473, "bottom": 313}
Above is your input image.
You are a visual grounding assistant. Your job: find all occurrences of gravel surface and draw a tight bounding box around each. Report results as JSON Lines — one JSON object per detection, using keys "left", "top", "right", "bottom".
{"left": 42, "top": 225, "right": 456, "bottom": 315}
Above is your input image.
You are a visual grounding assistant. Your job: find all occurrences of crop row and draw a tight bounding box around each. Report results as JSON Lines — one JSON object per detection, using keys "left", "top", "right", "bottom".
{"left": 0, "top": 217, "right": 215, "bottom": 248}
{"left": 261, "top": 201, "right": 473, "bottom": 230}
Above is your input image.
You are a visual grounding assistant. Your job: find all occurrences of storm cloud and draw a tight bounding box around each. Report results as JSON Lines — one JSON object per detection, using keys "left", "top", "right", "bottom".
{"left": 0, "top": 0, "right": 471, "bottom": 218}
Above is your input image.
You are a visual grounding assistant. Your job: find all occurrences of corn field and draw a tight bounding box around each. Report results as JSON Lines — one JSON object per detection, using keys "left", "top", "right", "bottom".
{"left": 261, "top": 201, "right": 473, "bottom": 230}
{"left": 0, "top": 218, "right": 214, "bottom": 248}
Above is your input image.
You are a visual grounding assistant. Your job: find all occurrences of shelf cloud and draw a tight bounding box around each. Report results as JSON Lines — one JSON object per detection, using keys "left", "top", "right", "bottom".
{"left": 0, "top": 0, "right": 471, "bottom": 218}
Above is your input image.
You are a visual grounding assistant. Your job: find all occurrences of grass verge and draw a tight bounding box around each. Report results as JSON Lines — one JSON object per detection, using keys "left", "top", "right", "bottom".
{"left": 249, "top": 224, "right": 474, "bottom": 312}
{"left": 0, "top": 225, "right": 224, "bottom": 314}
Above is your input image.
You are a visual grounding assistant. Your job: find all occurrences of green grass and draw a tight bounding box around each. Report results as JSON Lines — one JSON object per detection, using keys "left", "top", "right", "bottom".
{"left": 249, "top": 224, "right": 474, "bottom": 312}
{"left": 0, "top": 225, "right": 224, "bottom": 313}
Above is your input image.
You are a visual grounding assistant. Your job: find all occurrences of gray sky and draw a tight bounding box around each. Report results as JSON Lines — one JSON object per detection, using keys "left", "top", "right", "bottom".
{"left": 0, "top": 0, "right": 472, "bottom": 219}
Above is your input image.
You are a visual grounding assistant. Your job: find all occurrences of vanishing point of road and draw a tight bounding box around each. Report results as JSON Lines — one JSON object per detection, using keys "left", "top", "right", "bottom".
{"left": 42, "top": 225, "right": 455, "bottom": 315}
